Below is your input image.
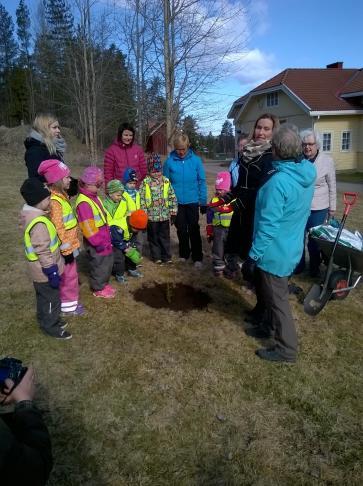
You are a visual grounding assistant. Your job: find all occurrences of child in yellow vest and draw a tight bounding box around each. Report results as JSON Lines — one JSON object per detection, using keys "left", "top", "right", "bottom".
{"left": 20, "top": 178, "right": 71, "bottom": 340}
{"left": 206, "top": 172, "right": 233, "bottom": 276}
{"left": 38, "top": 159, "right": 85, "bottom": 316}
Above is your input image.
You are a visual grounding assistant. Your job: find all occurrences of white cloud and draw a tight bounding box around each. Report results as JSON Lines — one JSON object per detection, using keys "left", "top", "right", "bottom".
{"left": 227, "top": 48, "right": 280, "bottom": 86}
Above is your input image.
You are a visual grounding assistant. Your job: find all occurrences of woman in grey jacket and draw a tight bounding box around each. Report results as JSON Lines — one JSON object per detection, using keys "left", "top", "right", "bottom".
{"left": 295, "top": 129, "right": 336, "bottom": 276}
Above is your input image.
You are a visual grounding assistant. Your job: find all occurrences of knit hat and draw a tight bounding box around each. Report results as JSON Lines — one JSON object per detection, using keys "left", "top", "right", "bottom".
{"left": 215, "top": 171, "right": 231, "bottom": 191}
{"left": 80, "top": 166, "right": 103, "bottom": 186}
{"left": 107, "top": 179, "right": 124, "bottom": 194}
{"left": 20, "top": 178, "right": 51, "bottom": 206}
{"left": 129, "top": 209, "right": 148, "bottom": 230}
{"left": 123, "top": 168, "right": 138, "bottom": 184}
{"left": 38, "top": 159, "right": 70, "bottom": 183}
{"left": 147, "top": 153, "right": 162, "bottom": 173}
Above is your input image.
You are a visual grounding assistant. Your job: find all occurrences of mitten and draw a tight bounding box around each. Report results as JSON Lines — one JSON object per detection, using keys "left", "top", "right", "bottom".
{"left": 170, "top": 215, "right": 177, "bottom": 226}
{"left": 217, "top": 204, "right": 233, "bottom": 214}
{"left": 42, "top": 264, "right": 61, "bottom": 289}
{"left": 125, "top": 247, "right": 142, "bottom": 264}
{"left": 63, "top": 253, "right": 74, "bottom": 265}
{"left": 206, "top": 224, "right": 214, "bottom": 243}
{"left": 199, "top": 205, "right": 207, "bottom": 215}
{"left": 241, "top": 257, "right": 256, "bottom": 283}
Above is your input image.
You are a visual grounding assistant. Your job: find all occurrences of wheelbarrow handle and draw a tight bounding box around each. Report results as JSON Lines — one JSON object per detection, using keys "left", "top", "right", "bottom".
{"left": 343, "top": 192, "right": 358, "bottom": 216}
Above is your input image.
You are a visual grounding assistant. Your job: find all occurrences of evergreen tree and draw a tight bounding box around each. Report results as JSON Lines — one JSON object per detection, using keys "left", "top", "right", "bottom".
{"left": 218, "top": 120, "right": 234, "bottom": 154}
{"left": 182, "top": 115, "right": 200, "bottom": 150}
{"left": 16, "top": 0, "right": 31, "bottom": 68}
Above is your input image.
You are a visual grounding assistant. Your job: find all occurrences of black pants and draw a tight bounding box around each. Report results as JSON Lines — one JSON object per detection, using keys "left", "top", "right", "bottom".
{"left": 255, "top": 268, "right": 298, "bottom": 359}
{"left": 225, "top": 199, "right": 255, "bottom": 268}
{"left": 112, "top": 247, "right": 136, "bottom": 275}
{"left": 33, "top": 281, "right": 62, "bottom": 335}
{"left": 147, "top": 221, "right": 171, "bottom": 262}
{"left": 175, "top": 204, "right": 203, "bottom": 262}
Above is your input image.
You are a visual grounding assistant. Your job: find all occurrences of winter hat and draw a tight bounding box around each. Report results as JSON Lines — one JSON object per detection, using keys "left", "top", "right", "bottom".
{"left": 215, "top": 171, "right": 231, "bottom": 191}
{"left": 129, "top": 209, "right": 148, "bottom": 230}
{"left": 147, "top": 153, "right": 162, "bottom": 173}
{"left": 80, "top": 166, "right": 103, "bottom": 186}
{"left": 123, "top": 168, "right": 138, "bottom": 184}
{"left": 38, "top": 159, "right": 70, "bottom": 183}
{"left": 107, "top": 179, "right": 124, "bottom": 194}
{"left": 20, "top": 178, "right": 51, "bottom": 206}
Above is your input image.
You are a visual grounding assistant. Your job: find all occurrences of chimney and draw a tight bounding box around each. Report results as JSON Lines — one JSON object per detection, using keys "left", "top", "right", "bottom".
{"left": 326, "top": 62, "right": 343, "bottom": 69}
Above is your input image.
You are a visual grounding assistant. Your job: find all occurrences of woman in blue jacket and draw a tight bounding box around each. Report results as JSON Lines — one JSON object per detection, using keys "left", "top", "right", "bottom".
{"left": 163, "top": 134, "right": 207, "bottom": 267}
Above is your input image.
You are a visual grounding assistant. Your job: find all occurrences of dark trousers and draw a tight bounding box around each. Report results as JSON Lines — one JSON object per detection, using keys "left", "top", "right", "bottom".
{"left": 84, "top": 241, "right": 114, "bottom": 291}
{"left": 175, "top": 204, "right": 203, "bottom": 262}
{"left": 225, "top": 201, "right": 255, "bottom": 270}
{"left": 33, "top": 282, "right": 62, "bottom": 335}
{"left": 255, "top": 268, "right": 298, "bottom": 359}
{"left": 295, "top": 208, "right": 328, "bottom": 274}
{"left": 147, "top": 220, "right": 171, "bottom": 262}
{"left": 112, "top": 247, "right": 136, "bottom": 275}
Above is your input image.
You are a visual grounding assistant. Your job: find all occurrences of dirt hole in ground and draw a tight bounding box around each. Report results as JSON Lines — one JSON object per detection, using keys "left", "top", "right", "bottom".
{"left": 133, "top": 283, "right": 211, "bottom": 311}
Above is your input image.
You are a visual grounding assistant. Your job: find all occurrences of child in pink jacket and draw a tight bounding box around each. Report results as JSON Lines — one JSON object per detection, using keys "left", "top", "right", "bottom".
{"left": 75, "top": 166, "right": 116, "bottom": 299}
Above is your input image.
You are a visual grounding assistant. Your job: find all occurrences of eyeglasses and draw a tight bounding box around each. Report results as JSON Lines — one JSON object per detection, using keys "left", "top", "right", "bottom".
{"left": 302, "top": 142, "right": 316, "bottom": 147}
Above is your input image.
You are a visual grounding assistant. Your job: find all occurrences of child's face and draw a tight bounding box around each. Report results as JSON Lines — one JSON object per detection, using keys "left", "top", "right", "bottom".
{"left": 130, "top": 225, "right": 139, "bottom": 234}
{"left": 36, "top": 196, "right": 51, "bottom": 212}
{"left": 216, "top": 189, "right": 227, "bottom": 197}
{"left": 126, "top": 181, "right": 137, "bottom": 190}
{"left": 109, "top": 191, "right": 123, "bottom": 202}
{"left": 62, "top": 176, "right": 71, "bottom": 190}
{"left": 85, "top": 181, "right": 102, "bottom": 194}
{"left": 150, "top": 170, "right": 162, "bottom": 179}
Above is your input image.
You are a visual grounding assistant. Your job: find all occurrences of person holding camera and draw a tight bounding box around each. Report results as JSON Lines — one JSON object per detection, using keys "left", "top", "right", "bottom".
{"left": 0, "top": 366, "right": 53, "bottom": 485}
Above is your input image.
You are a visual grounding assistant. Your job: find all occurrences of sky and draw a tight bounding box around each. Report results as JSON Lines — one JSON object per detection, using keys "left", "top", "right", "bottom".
{"left": 2, "top": 0, "right": 362, "bottom": 134}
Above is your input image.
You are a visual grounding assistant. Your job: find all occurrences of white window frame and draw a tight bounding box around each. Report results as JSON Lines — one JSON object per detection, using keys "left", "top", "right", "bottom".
{"left": 322, "top": 132, "right": 332, "bottom": 152}
{"left": 341, "top": 131, "right": 351, "bottom": 152}
{"left": 266, "top": 92, "right": 278, "bottom": 107}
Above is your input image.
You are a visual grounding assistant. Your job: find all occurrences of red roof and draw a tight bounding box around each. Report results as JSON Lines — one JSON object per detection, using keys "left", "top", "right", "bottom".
{"left": 247, "top": 67, "right": 363, "bottom": 111}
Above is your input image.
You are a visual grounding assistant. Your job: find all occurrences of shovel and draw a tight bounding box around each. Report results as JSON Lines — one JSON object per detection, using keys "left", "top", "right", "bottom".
{"left": 303, "top": 192, "right": 357, "bottom": 316}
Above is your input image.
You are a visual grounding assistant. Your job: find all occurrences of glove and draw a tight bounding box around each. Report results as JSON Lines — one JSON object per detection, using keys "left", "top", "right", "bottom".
{"left": 63, "top": 253, "right": 74, "bottom": 265}
{"left": 206, "top": 224, "right": 213, "bottom": 243}
{"left": 217, "top": 204, "right": 233, "bottom": 214}
{"left": 95, "top": 245, "right": 105, "bottom": 253}
{"left": 170, "top": 215, "right": 177, "bottom": 226}
{"left": 125, "top": 247, "right": 142, "bottom": 264}
{"left": 208, "top": 198, "right": 225, "bottom": 209}
{"left": 42, "top": 264, "right": 61, "bottom": 289}
{"left": 241, "top": 257, "right": 256, "bottom": 283}
{"left": 199, "top": 205, "right": 207, "bottom": 215}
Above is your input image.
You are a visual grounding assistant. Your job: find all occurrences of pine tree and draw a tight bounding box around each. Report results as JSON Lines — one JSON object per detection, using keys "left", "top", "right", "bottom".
{"left": 16, "top": 0, "right": 31, "bottom": 68}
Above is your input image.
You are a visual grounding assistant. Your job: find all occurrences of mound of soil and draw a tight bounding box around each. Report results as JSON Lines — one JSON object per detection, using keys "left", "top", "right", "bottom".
{"left": 133, "top": 283, "right": 211, "bottom": 312}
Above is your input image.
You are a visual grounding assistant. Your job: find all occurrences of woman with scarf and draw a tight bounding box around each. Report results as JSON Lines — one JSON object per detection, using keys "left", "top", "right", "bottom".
{"left": 222, "top": 113, "right": 280, "bottom": 278}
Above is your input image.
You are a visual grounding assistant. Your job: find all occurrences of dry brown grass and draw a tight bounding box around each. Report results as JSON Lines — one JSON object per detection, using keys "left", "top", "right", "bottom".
{"left": 0, "top": 130, "right": 362, "bottom": 485}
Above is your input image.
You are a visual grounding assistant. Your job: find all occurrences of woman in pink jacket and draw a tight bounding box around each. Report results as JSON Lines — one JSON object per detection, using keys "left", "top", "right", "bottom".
{"left": 104, "top": 123, "right": 146, "bottom": 188}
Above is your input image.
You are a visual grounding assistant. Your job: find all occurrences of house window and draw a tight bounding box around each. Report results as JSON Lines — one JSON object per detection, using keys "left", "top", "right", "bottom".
{"left": 341, "top": 131, "right": 351, "bottom": 151}
{"left": 322, "top": 132, "right": 332, "bottom": 152}
{"left": 266, "top": 92, "right": 278, "bottom": 107}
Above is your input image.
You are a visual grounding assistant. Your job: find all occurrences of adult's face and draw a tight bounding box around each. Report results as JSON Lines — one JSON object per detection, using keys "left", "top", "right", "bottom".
{"left": 302, "top": 135, "right": 318, "bottom": 159}
{"left": 253, "top": 118, "right": 274, "bottom": 143}
{"left": 121, "top": 130, "right": 133, "bottom": 145}
{"left": 49, "top": 121, "right": 61, "bottom": 138}
{"left": 237, "top": 138, "right": 247, "bottom": 153}
{"left": 175, "top": 143, "right": 188, "bottom": 159}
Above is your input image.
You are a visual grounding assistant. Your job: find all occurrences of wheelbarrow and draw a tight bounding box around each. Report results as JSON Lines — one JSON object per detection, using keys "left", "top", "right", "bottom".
{"left": 304, "top": 192, "right": 361, "bottom": 316}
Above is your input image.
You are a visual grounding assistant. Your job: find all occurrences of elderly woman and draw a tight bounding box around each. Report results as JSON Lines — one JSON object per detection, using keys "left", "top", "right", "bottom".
{"left": 163, "top": 133, "right": 207, "bottom": 267}
{"left": 223, "top": 113, "right": 280, "bottom": 278}
{"left": 294, "top": 129, "right": 336, "bottom": 277}
{"left": 242, "top": 125, "right": 316, "bottom": 363}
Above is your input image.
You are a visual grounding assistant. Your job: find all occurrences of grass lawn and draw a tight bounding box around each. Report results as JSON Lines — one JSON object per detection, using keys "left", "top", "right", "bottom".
{"left": 0, "top": 136, "right": 362, "bottom": 485}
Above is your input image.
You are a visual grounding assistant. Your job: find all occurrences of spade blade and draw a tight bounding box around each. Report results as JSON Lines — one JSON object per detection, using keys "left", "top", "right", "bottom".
{"left": 303, "top": 284, "right": 332, "bottom": 316}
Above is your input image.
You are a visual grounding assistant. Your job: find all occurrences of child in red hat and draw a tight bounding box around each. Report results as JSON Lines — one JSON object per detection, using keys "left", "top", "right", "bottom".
{"left": 38, "top": 159, "right": 85, "bottom": 315}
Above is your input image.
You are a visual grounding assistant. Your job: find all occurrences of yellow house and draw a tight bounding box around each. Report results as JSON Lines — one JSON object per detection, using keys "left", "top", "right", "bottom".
{"left": 228, "top": 62, "right": 363, "bottom": 171}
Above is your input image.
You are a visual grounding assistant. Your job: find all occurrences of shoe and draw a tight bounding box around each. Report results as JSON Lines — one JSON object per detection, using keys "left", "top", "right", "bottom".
{"left": 194, "top": 261, "right": 202, "bottom": 269}
{"left": 163, "top": 259, "right": 173, "bottom": 264}
{"left": 104, "top": 284, "right": 117, "bottom": 295}
{"left": 60, "top": 321, "right": 68, "bottom": 329}
{"left": 128, "top": 269, "right": 143, "bottom": 278}
{"left": 61, "top": 304, "right": 86, "bottom": 317}
{"left": 93, "top": 287, "right": 115, "bottom": 298}
{"left": 178, "top": 257, "right": 187, "bottom": 262}
{"left": 155, "top": 259, "right": 162, "bottom": 264}
{"left": 115, "top": 274, "right": 128, "bottom": 284}
{"left": 255, "top": 348, "right": 296, "bottom": 363}
{"left": 246, "top": 327, "right": 272, "bottom": 339}
{"left": 43, "top": 328, "right": 72, "bottom": 340}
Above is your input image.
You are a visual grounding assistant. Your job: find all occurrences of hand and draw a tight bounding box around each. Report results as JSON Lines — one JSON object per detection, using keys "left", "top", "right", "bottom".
{"left": 42, "top": 265, "right": 60, "bottom": 289}
{"left": 95, "top": 245, "right": 105, "bottom": 254}
{"left": 63, "top": 253, "right": 74, "bottom": 265}
{"left": 217, "top": 204, "right": 233, "bottom": 214}
{"left": 329, "top": 210, "right": 335, "bottom": 218}
{"left": 170, "top": 215, "right": 177, "bottom": 226}
{"left": 208, "top": 198, "right": 225, "bottom": 209}
{"left": 206, "top": 224, "right": 213, "bottom": 243}
{"left": 199, "top": 205, "right": 207, "bottom": 215}
{"left": 0, "top": 367, "right": 35, "bottom": 405}
{"left": 241, "top": 257, "right": 256, "bottom": 282}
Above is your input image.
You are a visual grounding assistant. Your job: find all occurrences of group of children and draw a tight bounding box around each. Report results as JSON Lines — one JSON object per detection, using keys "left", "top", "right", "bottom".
{"left": 20, "top": 153, "right": 179, "bottom": 340}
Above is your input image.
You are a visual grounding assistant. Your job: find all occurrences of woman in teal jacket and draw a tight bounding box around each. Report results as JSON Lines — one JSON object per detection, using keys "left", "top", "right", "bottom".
{"left": 242, "top": 125, "right": 316, "bottom": 363}
{"left": 163, "top": 133, "right": 207, "bottom": 266}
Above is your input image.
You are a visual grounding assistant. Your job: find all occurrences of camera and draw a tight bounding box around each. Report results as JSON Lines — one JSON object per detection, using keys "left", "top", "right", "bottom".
{"left": 0, "top": 357, "right": 28, "bottom": 394}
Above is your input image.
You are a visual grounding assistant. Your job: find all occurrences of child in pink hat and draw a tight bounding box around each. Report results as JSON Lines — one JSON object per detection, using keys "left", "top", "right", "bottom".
{"left": 75, "top": 166, "right": 116, "bottom": 298}
{"left": 206, "top": 172, "right": 233, "bottom": 276}
{"left": 38, "top": 159, "right": 85, "bottom": 317}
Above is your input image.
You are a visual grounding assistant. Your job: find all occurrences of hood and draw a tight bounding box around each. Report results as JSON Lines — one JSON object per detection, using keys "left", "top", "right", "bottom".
{"left": 24, "top": 136, "right": 45, "bottom": 150}
{"left": 273, "top": 158, "right": 316, "bottom": 188}
{"left": 20, "top": 204, "right": 49, "bottom": 229}
{"left": 170, "top": 148, "right": 193, "bottom": 162}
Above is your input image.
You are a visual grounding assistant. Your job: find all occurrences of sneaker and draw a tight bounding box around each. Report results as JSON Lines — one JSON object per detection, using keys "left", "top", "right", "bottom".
{"left": 255, "top": 348, "right": 296, "bottom": 363}
{"left": 166, "top": 259, "right": 173, "bottom": 264}
{"left": 178, "top": 257, "right": 187, "bottom": 262}
{"left": 93, "top": 287, "right": 115, "bottom": 298}
{"left": 61, "top": 304, "right": 86, "bottom": 317}
{"left": 194, "top": 261, "right": 202, "bottom": 269}
{"left": 155, "top": 259, "right": 162, "bottom": 264}
{"left": 104, "top": 284, "right": 117, "bottom": 295}
{"left": 60, "top": 321, "right": 69, "bottom": 329}
{"left": 128, "top": 269, "right": 143, "bottom": 278}
{"left": 115, "top": 274, "right": 128, "bottom": 284}
{"left": 43, "top": 328, "right": 72, "bottom": 340}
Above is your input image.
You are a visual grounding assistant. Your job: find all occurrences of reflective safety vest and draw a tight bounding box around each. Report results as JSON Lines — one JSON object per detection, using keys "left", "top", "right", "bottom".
{"left": 75, "top": 193, "right": 107, "bottom": 227}
{"left": 51, "top": 194, "right": 77, "bottom": 230}
{"left": 106, "top": 199, "right": 127, "bottom": 228}
{"left": 24, "top": 216, "right": 60, "bottom": 261}
{"left": 123, "top": 191, "right": 140, "bottom": 215}
{"left": 143, "top": 180, "right": 170, "bottom": 207}
{"left": 211, "top": 197, "right": 233, "bottom": 228}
